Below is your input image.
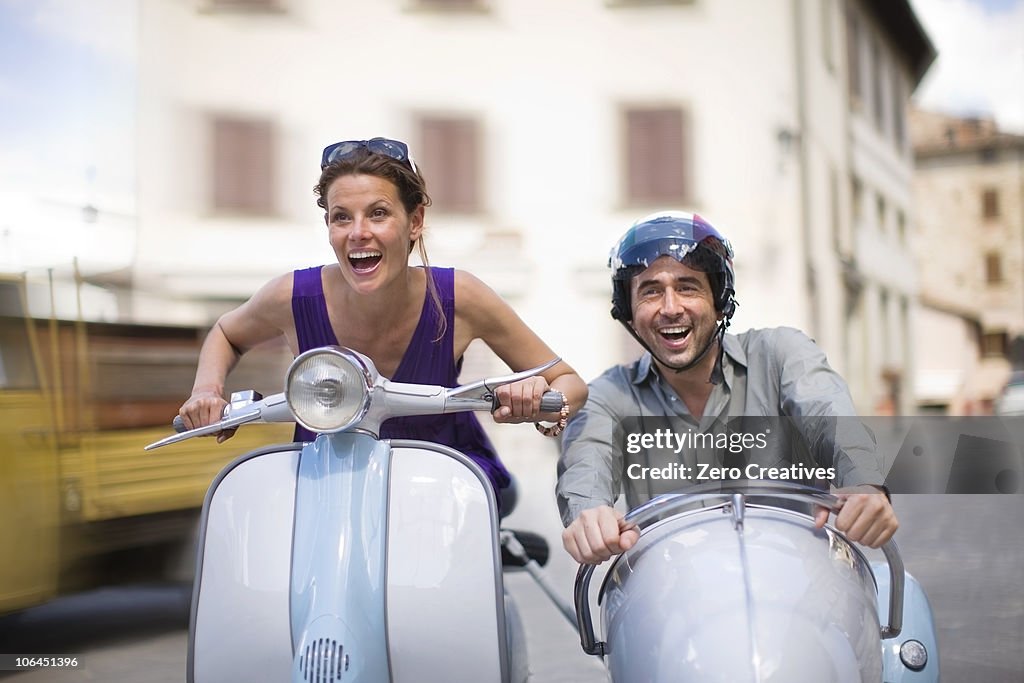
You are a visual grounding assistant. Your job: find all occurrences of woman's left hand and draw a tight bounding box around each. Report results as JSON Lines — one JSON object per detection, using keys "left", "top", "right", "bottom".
{"left": 492, "top": 376, "right": 556, "bottom": 424}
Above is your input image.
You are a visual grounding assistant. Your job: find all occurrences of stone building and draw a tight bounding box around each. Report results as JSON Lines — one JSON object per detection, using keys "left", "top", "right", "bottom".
{"left": 911, "top": 108, "right": 1024, "bottom": 413}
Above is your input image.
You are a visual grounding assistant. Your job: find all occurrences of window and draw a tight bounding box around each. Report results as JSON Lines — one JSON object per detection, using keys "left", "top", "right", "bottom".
{"left": 413, "top": 0, "right": 487, "bottom": 8}
{"left": 211, "top": 115, "right": 276, "bottom": 215}
{"left": 200, "top": 0, "right": 283, "bottom": 11}
{"left": 606, "top": 0, "right": 694, "bottom": 6}
{"left": 821, "top": 0, "right": 835, "bottom": 72}
{"left": 418, "top": 116, "right": 482, "bottom": 213}
{"left": 88, "top": 324, "right": 291, "bottom": 430}
{"left": 896, "top": 209, "right": 906, "bottom": 244}
{"left": 892, "top": 72, "right": 906, "bottom": 149}
{"left": 876, "top": 193, "right": 886, "bottom": 234}
{"left": 845, "top": 8, "right": 862, "bottom": 110}
{"left": 982, "top": 188, "right": 1000, "bottom": 219}
{"left": 624, "top": 106, "right": 689, "bottom": 204}
{"left": 981, "top": 331, "right": 1007, "bottom": 358}
{"left": 0, "top": 315, "right": 40, "bottom": 390}
{"left": 829, "top": 165, "right": 841, "bottom": 252}
{"left": 871, "top": 37, "right": 885, "bottom": 132}
{"left": 879, "top": 287, "right": 890, "bottom": 353}
{"left": 850, "top": 175, "right": 863, "bottom": 223}
{"left": 985, "top": 252, "right": 1003, "bottom": 284}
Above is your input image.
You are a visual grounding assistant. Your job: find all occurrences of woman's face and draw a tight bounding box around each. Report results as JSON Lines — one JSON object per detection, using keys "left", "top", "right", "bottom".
{"left": 324, "top": 173, "right": 424, "bottom": 294}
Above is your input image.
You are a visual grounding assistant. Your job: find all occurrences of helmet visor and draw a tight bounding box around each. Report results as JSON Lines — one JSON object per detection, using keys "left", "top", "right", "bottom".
{"left": 609, "top": 212, "right": 733, "bottom": 276}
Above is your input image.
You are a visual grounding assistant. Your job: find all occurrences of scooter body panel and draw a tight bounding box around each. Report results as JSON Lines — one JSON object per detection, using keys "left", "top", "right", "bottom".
{"left": 189, "top": 444, "right": 302, "bottom": 683}
{"left": 601, "top": 504, "right": 882, "bottom": 683}
{"left": 873, "top": 562, "right": 940, "bottom": 681}
{"left": 386, "top": 440, "right": 508, "bottom": 683}
{"left": 189, "top": 437, "right": 509, "bottom": 683}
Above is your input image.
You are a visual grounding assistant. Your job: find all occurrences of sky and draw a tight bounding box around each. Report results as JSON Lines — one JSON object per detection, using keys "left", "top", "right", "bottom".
{"left": 0, "top": 0, "right": 137, "bottom": 197}
{"left": 908, "top": 0, "right": 1024, "bottom": 132}
{"left": 0, "top": 0, "right": 137, "bottom": 273}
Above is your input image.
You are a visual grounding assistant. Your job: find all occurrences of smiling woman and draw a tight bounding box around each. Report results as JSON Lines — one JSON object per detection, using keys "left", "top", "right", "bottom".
{"left": 178, "top": 137, "right": 588, "bottom": 505}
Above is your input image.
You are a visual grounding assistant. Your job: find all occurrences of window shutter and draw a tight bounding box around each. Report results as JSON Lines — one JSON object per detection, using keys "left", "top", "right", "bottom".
{"left": 203, "top": 0, "right": 282, "bottom": 11}
{"left": 419, "top": 116, "right": 481, "bottom": 213}
{"left": 211, "top": 116, "right": 275, "bottom": 215}
{"left": 625, "top": 107, "right": 688, "bottom": 204}
{"left": 845, "top": 10, "right": 862, "bottom": 110}
{"left": 985, "top": 253, "right": 1003, "bottom": 284}
{"left": 982, "top": 189, "right": 1000, "bottom": 219}
{"left": 416, "top": 0, "right": 483, "bottom": 8}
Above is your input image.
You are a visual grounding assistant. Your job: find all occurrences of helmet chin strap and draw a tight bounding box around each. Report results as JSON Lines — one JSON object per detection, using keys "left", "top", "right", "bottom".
{"left": 620, "top": 317, "right": 731, "bottom": 384}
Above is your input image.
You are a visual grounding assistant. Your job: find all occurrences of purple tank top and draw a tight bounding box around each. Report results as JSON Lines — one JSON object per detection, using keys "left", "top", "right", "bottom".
{"left": 290, "top": 265, "right": 510, "bottom": 495}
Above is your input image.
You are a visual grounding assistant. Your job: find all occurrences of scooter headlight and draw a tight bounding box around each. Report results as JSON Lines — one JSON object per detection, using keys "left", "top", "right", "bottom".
{"left": 286, "top": 347, "right": 373, "bottom": 433}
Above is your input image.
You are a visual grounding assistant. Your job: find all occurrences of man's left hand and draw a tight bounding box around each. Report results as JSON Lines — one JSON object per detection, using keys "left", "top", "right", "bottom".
{"left": 813, "top": 486, "right": 897, "bottom": 548}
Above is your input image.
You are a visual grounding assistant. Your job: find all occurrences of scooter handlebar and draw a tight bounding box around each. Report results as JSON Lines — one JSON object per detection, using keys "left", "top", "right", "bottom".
{"left": 147, "top": 392, "right": 290, "bottom": 451}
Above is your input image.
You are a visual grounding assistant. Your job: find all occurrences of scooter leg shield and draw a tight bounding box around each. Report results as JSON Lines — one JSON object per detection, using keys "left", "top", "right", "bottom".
{"left": 190, "top": 438, "right": 514, "bottom": 683}
{"left": 385, "top": 441, "right": 510, "bottom": 683}
{"left": 189, "top": 444, "right": 303, "bottom": 683}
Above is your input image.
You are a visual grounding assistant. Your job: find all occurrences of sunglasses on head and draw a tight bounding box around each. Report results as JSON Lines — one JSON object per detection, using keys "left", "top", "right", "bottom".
{"left": 320, "top": 137, "right": 418, "bottom": 174}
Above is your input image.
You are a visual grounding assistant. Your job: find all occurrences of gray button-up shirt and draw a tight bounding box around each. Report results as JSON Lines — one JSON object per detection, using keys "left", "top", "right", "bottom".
{"left": 557, "top": 327, "right": 886, "bottom": 525}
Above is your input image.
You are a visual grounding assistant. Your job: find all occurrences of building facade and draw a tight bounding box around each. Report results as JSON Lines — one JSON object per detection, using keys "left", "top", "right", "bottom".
{"left": 911, "top": 108, "right": 1024, "bottom": 413}
{"left": 133, "top": 0, "right": 933, "bottom": 414}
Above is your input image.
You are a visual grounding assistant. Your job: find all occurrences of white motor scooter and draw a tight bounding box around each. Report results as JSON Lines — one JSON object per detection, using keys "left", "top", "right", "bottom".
{"left": 147, "top": 345, "right": 565, "bottom": 683}
{"left": 149, "top": 345, "right": 940, "bottom": 683}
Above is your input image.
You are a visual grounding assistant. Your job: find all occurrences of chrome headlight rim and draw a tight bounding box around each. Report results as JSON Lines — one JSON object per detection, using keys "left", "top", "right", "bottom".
{"left": 285, "top": 346, "right": 374, "bottom": 434}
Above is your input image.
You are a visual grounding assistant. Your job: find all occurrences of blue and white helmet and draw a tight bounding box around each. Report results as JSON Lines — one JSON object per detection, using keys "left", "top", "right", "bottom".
{"left": 609, "top": 210, "right": 736, "bottom": 322}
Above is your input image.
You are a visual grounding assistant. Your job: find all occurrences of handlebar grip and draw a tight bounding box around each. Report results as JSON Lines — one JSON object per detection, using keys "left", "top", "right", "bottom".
{"left": 540, "top": 391, "right": 566, "bottom": 413}
{"left": 173, "top": 415, "right": 186, "bottom": 433}
{"left": 488, "top": 390, "right": 566, "bottom": 413}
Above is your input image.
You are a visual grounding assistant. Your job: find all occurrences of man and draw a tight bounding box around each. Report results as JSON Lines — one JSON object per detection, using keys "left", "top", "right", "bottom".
{"left": 557, "top": 211, "right": 896, "bottom": 564}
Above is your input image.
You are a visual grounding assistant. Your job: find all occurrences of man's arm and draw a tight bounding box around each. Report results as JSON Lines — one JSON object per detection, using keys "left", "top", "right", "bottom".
{"left": 556, "top": 374, "right": 625, "bottom": 524}
{"left": 556, "top": 372, "right": 640, "bottom": 563}
{"left": 773, "top": 327, "right": 898, "bottom": 547}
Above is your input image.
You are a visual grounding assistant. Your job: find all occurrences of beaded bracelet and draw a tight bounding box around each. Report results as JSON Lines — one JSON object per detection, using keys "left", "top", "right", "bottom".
{"left": 534, "top": 392, "right": 569, "bottom": 438}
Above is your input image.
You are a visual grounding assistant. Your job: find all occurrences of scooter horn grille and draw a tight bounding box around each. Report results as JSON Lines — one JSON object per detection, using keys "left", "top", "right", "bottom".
{"left": 297, "top": 638, "right": 347, "bottom": 682}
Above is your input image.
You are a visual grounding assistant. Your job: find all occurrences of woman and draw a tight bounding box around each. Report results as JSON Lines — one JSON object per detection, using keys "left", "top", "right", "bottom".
{"left": 179, "top": 137, "right": 587, "bottom": 503}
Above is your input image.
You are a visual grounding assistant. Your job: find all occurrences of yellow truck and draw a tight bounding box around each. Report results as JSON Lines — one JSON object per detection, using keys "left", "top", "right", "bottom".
{"left": 0, "top": 275, "right": 292, "bottom": 615}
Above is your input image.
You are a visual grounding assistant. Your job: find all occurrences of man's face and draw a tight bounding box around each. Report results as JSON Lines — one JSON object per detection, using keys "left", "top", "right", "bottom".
{"left": 629, "top": 255, "right": 721, "bottom": 370}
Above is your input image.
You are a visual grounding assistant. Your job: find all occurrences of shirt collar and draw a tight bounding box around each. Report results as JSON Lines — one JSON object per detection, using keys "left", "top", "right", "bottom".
{"left": 631, "top": 332, "right": 748, "bottom": 386}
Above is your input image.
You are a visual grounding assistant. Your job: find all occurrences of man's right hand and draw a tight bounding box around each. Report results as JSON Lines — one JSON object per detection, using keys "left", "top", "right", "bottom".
{"left": 179, "top": 391, "right": 235, "bottom": 443}
{"left": 562, "top": 505, "right": 640, "bottom": 565}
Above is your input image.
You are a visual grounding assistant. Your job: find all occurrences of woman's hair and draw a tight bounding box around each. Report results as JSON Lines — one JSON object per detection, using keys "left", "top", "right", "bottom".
{"left": 315, "top": 148, "right": 446, "bottom": 341}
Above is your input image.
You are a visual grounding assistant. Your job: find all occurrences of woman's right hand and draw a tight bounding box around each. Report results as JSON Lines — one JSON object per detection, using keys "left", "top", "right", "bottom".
{"left": 178, "top": 390, "right": 235, "bottom": 443}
